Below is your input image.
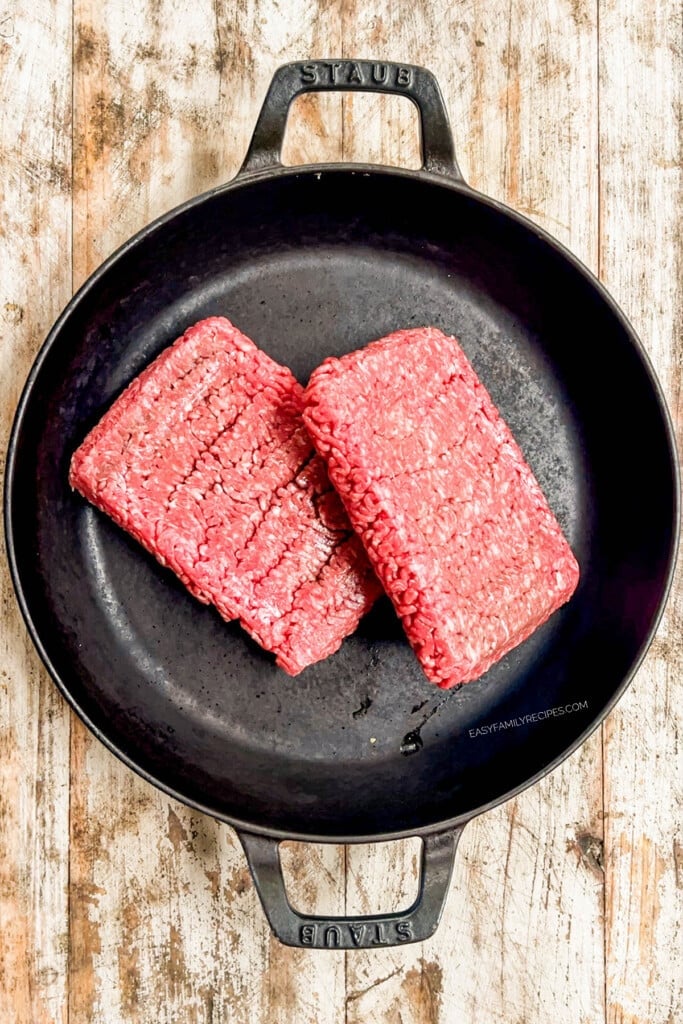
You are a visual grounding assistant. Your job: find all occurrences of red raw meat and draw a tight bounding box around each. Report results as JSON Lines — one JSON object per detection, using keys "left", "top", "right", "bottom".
{"left": 70, "top": 316, "right": 380, "bottom": 674}
{"left": 303, "top": 326, "right": 580, "bottom": 688}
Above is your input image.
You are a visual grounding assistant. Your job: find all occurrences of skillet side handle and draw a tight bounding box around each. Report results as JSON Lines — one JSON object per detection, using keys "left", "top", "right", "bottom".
{"left": 237, "top": 825, "right": 466, "bottom": 949}
{"left": 239, "top": 60, "right": 464, "bottom": 181}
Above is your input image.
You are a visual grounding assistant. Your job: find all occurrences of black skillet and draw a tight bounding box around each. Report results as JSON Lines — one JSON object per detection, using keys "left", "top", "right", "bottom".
{"left": 5, "top": 61, "right": 680, "bottom": 949}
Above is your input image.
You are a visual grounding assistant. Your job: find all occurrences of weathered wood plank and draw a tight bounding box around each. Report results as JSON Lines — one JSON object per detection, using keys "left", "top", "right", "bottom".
{"left": 599, "top": 0, "right": 683, "bottom": 1020}
{"left": 0, "top": 3, "right": 72, "bottom": 1023}
{"left": 338, "top": 17, "right": 439, "bottom": 1020}
{"left": 69, "top": 2, "right": 345, "bottom": 1021}
{"left": 341, "top": 3, "right": 605, "bottom": 1022}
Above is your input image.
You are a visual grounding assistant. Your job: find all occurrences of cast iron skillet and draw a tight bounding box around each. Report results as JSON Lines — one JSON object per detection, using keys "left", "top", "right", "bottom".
{"left": 5, "top": 61, "right": 680, "bottom": 949}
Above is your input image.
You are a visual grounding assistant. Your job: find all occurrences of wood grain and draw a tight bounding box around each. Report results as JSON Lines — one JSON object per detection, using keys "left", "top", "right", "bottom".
{"left": 338, "top": 10, "right": 445, "bottom": 1019}
{"left": 598, "top": 0, "right": 683, "bottom": 1021}
{"left": 0, "top": 3, "right": 72, "bottom": 1023}
{"left": 1, "top": 0, "right": 682, "bottom": 1021}
{"left": 340, "top": 3, "right": 604, "bottom": 1022}
{"left": 69, "top": 2, "right": 346, "bottom": 1021}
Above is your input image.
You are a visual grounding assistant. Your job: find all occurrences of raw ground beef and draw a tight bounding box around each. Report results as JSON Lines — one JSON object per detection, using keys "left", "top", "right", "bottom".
{"left": 303, "top": 326, "right": 580, "bottom": 688}
{"left": 70, "top": 316, "right": 380, "bottom": 674}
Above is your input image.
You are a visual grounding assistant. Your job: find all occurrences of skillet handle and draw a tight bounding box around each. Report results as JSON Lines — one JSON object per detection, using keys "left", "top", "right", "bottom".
{"left": 237, "top": 825, "right": 466, "bottom": 949}
{"left": 239, "top": 60, "right": 464, "bottom": 180}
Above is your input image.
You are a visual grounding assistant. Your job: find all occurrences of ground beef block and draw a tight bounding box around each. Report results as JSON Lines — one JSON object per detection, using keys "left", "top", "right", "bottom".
{"left": 303, "top": 327, "right": 580, "bottom": 688}
{"left": 69, "top": 316, "right": 381, "bottom": 674}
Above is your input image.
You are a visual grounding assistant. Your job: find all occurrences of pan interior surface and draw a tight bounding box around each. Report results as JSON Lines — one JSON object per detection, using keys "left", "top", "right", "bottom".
{"left": 7, "top": 170, "right": 677, "bottom": 839}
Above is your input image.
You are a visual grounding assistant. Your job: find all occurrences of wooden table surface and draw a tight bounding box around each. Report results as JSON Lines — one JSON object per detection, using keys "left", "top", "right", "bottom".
{"left": 2, "top": 1, "right": 681, "bottom": 1021}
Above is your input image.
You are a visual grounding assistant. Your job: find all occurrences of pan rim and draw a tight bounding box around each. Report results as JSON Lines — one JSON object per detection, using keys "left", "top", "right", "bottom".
{"left": 4, "top": 161, "right": 681, "bottom": 843}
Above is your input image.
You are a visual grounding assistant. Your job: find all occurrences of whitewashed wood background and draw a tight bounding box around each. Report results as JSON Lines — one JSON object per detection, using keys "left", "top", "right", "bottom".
{"left": 1, "top": 1, "right": 681, "bottom": 1022}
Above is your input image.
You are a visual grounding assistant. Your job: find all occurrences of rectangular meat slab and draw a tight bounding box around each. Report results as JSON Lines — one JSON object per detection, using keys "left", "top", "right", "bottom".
{"left": 70, "top": 316, "right": 381, "bottom": 674}
{"left": 303, "top": 326, "right": 580, "bottom": 688}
